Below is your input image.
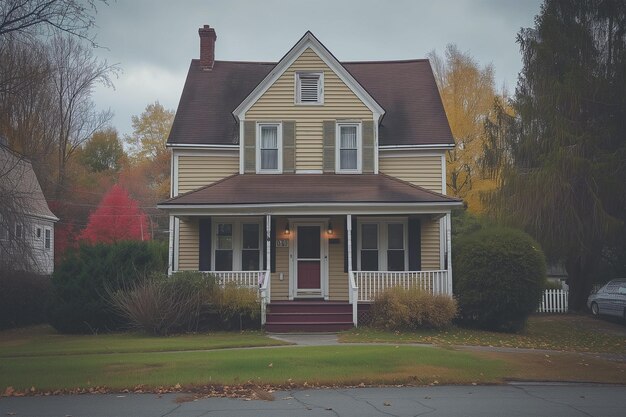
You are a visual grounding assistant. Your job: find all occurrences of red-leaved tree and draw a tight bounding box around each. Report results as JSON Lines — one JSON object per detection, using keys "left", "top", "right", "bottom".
{"left": 80, "top": 185, "right": 150, "bottom": 244}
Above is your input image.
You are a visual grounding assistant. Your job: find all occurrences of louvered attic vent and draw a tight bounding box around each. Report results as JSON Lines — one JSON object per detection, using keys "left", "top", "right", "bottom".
{"left": 296, "top": 72, "right": 323, "bottom": 104}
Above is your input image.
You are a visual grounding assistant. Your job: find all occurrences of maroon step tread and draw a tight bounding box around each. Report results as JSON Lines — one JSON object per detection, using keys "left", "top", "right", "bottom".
{"left": 265, "top": 322, "right": 354, "bottom": 332}
{"left": 266, "top": 312, "right": 353, "bottom": 323}
{"left": 268, "top": 302, "right": 352, "bottom": 315}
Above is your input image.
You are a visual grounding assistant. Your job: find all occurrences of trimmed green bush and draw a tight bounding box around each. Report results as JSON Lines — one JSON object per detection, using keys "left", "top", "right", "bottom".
{"left": 370, "top": 287, "right": 457, "bottom": 330}
{"left": 49, "top": 241, "right": 167, "bottom": 333}
{"left": 454, "top": 227, "right": 547, "bottom": 332}
{"left": 0, "top": 269, "right": 51, "bottom": 329}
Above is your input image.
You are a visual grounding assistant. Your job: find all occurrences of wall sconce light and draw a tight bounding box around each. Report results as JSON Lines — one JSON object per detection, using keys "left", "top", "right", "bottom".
{"left": 327, "top": 221, "right": 333, "bottom": 235}
{"left": 284, "top": 221, "right": 290, "bottom": 235}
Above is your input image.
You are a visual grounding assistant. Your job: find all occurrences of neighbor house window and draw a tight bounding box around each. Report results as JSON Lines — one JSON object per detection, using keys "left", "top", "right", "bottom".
{"left": 358, "top": 220, "right": 408, "bottom": 271}
{"left": 212, "top": 219, "right": 263, "bottom": 271}
{"left": 257, "top": 123, "right": 282, "bottom": 173}
{"left": 0, "top": 214, "right": 7, "bottom": 240}
{"left": 295, "top": 72, "right": 323, "bottom": 104}
{"left": 13, "top": 223, "right": 24, "bottom": 240}
{"left": 44, "top": 228, "right": 51, "bottom": 250}
{"left": 336, "top": 122, "right": 362, "bottom": 173}
{"left": 36, "top": 227, "right": 42, "bottom": 239}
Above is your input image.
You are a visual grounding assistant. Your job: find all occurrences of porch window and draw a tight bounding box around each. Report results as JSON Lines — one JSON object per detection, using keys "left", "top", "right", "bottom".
{"left": 212, "top": 219, "right": 263, "bottom": 271}
{"left": 215, "top": 223, "right": 233, "bottom": 271}
{"left": 387, "top": 223, "right": 405, "bottom": 271}
{"left": 358, "top": 220, "right": 408, "bottom": 271}
{"left": 336, "top": 122, "right": 362, "bottom": 173}
{"left": 257, "top": 123, "right": 282, "bottom": 173}
{"left": 241, "top": 223, "right": 260, "bottom": 270}
{"left": 360, "top": 224, "right": 379, "bottom": 270}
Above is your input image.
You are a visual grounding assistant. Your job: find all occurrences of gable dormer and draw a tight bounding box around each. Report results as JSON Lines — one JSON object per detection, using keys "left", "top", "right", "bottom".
{"left": 234, "top": 32, "right": 384, "bottom": 175}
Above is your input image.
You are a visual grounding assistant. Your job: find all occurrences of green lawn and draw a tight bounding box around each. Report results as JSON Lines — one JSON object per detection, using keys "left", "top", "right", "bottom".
{"left": 339, "top": 314, "right": 626, "bottom": 354}
{"left": 0, "top": 345, "right": 505, "bottom": 391}
{"left": 0, "top": 326, "right": 288, "bottom": 358}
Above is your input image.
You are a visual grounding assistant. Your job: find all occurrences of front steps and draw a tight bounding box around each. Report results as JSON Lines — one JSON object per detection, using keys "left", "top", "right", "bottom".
{"left": 265, "top": 301, "right": 354, "bottom": 332}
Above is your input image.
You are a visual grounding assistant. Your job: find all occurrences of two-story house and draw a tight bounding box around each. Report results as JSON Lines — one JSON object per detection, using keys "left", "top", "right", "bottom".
{"left": 158, "top": 26, "right": 462, "bottom": 331}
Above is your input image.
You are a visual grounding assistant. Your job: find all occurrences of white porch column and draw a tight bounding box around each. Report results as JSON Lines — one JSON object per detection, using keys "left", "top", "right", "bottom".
{"left": 167, "top": 215, "right": 174, "bottom": 276}
{"left": 266, "top": 214, "right": 271, "bottom": 273}
{"left": 347, "top": 214, "right": 353, "bottom": 274}
{"left": 446, "top": 212, "right": 453, "bottom": 295}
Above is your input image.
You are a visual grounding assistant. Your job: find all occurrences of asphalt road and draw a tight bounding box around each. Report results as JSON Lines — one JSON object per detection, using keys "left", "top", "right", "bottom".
{"left": 1, "top": 383, "right": 625, "bottom": 417}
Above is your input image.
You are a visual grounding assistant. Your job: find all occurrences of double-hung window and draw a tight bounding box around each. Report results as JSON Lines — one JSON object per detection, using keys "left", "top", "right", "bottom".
{"left": 213, "top": 220, "right": 262, "bottom": 271}
{"left": 257, "top": 123, "right": 282, "bottom": 173}
{"left": 336, "top": 122, "right": 362, "bottom": 173}
{"left": 358, "top": 220, "right": 408, "bottom": 271}
{"left": 295, "top": 72, "right": 323, "bottom": 104}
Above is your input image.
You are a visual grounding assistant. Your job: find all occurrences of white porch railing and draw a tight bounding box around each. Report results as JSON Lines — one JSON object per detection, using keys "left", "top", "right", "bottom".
{"left": 537, "top": 289, "right": 568, "bottom": 313}
{"left": 208, "top": 271, "right": 270, "bottom": 324}
{"left": 353, "top": 270, "right": 451, "bottom": 302}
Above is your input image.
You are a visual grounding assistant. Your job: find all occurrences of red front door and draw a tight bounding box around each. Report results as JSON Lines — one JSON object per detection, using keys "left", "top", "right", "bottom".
{"left": 296, "top": 225, "right": 321, "bottom": 291}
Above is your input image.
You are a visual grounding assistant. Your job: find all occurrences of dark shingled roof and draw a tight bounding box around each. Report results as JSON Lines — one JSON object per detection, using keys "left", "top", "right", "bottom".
{"left": 160, "top": 174, "right": 461, "bottom": 206}
{"left": 167, "top": 59, "right": 453, "bottom": 147}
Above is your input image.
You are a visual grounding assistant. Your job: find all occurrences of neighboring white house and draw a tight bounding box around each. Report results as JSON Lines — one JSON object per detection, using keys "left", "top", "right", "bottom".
{"left": 0, "top": 143, "right": 59, "bottom": 275}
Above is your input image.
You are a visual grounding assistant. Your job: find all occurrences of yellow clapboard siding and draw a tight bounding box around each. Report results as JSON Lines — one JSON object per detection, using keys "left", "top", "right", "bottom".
{"left": 177, "top": 154, "right": 239, "bottom": 194}
{"left": 379, "top": 154, "right": 443, "bottom": 193}
{"left": 178, "top": 218, "right": 199, "bottom": 270}
{"left": 421, "top": 217, "right": 441, "bottom": 270}
{"left": 328, "top": 216, "right": 348, "bottom": 301}
{"left": 271, "top": 217, "right": 290, "bottom": 301}
{"left": 246, "top": 48, "right": 373, "bottom": 171}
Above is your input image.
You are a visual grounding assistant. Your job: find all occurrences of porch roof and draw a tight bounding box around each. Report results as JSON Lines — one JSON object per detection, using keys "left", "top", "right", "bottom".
{"left": 159, "top": 174, "right": 461, "bottom": 208}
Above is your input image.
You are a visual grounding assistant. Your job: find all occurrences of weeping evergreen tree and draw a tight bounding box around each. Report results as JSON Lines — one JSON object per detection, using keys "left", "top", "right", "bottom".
{"left": 485, "top": 0, "right": 626, "bottom": 310}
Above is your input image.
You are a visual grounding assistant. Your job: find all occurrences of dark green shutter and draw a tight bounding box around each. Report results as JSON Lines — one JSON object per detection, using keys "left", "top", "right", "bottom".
{"left": 362, "top": 120, "right": 375, "bottom": 173}
{"left": 198, "top": 217, "right": 211, "bottom": 271}
{"left": 323, "top": 120, "right": 335, "bottom": 172}
{"left": 244, "top": 121, "right": 256, "bottom": 173}
{"left": 343, "top": 217, "right": 348, "bottom": 272}
{"left": 283, "top": 121, "right": 295, "bottom": 173}
{"left": 408, "top": 217, "right": 421, "bottom": 270}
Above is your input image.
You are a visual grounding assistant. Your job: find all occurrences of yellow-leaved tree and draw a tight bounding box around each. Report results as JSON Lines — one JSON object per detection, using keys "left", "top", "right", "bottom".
{"left": 428, "top": 45, "right": 509, "bottom": 212}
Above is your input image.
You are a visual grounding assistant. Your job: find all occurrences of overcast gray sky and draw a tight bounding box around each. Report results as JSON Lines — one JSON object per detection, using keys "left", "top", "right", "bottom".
{"left": 92, "top": 0, "right": 542, "bottom": 137}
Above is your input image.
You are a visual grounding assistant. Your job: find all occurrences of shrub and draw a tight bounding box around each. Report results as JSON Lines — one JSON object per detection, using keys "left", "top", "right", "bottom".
{"left": 48, "top": 240, "right": 167, "bottom": 333}
{"left": 109, "top": 271, "right": 217, "bottom": 336}
{"left": 454, "top": 226, "right": 547, "bottom": 332}
{"left": 0, "top": 269, "right": 52, "bottom": 329}
{"left": 370, "top": 287, "right": 457, "bottom": 330}
{"left": 212, "top": 283, "right": 261, "bottom": 330}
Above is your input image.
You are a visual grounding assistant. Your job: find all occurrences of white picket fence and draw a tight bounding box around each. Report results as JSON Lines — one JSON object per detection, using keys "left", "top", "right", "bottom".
{"left": 537, "top": 289, "right": 568, "bottom": 313}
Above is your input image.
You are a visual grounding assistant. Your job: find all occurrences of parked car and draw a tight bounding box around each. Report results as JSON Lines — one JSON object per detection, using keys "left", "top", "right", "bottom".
{"left": 587, "top": 279, "right": 626, "bottom": 319}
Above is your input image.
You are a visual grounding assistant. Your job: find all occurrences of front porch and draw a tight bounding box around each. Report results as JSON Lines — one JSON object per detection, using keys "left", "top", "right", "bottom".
{"left": 158, "top": 172, "right": 461, "bottom": 331}
{"left": 170, "top": 213, "right": 453, "bottom": 330}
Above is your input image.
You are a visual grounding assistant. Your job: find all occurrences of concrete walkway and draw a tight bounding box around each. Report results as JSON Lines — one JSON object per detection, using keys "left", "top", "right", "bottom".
{"left": 1, "top": 384, "right": 625, "bottom": 416}
{"left": 268, "top": 332, "right": 626, "bottom": 363}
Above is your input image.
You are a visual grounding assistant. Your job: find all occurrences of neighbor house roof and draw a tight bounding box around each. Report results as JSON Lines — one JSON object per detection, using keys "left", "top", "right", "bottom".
{"left": 167, "top": 58, "right": 453, "bottom": 147}
{"left": 159, "top": 174, "right": 461, "bottom": 207}
{"left": 0, "top": 144, "right": 58, "bottom": 221}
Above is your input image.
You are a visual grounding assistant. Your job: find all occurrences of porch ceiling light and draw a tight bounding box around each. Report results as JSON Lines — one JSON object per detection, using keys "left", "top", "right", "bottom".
{"left": 327, "top": 221, "right": 333, "bottom": 235}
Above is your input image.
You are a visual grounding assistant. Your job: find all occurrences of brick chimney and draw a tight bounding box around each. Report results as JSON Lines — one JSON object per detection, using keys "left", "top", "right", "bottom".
{"left": 198, "top": 25, "right": 217, "bottom": 70}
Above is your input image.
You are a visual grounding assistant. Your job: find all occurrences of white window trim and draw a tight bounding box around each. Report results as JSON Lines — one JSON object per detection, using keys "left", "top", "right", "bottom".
{"left": 211, "top": 218, "right": 263, "bottom": 271}
{"left": 256, "top": 122, "right": 283, "bottom": 174}
{"left": 294, "top": 71, "right": 324, "bottom": 105}
{"left": 335, "top": 122, "right": 362, "bottom": 174}
{"left": 357, "top": 218, "right": 408, "bottom": 271}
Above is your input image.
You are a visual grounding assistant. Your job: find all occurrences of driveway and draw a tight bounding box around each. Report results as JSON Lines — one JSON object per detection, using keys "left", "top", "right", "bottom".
{"left": 1, "top": 384, "right": 624, "bottom": 417}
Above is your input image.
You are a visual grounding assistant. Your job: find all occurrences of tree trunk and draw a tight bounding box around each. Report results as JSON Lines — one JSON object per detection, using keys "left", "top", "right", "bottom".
{"left": 566, "top": 250, "right": 601, "bottom": 311}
